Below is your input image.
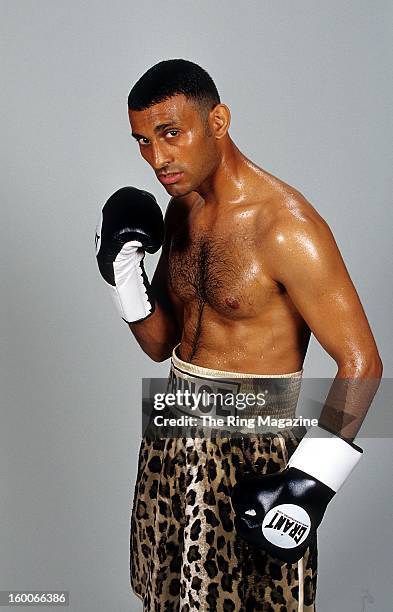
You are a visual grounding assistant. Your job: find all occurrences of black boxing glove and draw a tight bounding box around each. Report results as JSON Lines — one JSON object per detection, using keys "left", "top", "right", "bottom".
{"left": 231, "top": 425, "right": 363, "bottom": 563}
{"left": 95, "top": 186, "right": 164, "bottom": 323}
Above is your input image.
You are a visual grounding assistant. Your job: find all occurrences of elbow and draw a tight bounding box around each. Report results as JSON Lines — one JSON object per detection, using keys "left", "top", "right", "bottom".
{"left": 372, "top": 354, "right": 383, "bottom": 379}
{"left": 148, "top": 342, "right": 175, "bottom": 363}
{"left": 362, "top": 351, "right": 383, "bottom": 379}
{"left": 339, "top": 351, "right": 383, "bottom": 379}
{"left": 150, "top": 352, "right": 171, "bottom": 363}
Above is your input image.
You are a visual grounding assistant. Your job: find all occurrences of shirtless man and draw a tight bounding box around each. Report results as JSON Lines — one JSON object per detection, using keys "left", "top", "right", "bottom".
{"left": 96, "top": 59, "right": 382, "bottom": 611}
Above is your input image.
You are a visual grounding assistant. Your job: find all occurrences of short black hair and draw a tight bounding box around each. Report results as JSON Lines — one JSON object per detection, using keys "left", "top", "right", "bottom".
{"left": 128, "top": 59, "right": 220, "bottom": 120}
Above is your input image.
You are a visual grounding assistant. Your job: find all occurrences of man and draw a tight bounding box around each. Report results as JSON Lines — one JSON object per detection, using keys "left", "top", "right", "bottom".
{"left": 96, "top": 59, "right": 382, "bottom": 611}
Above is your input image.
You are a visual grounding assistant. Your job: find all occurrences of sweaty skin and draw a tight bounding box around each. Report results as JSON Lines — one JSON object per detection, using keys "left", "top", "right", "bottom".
{"left": 167, "top": 184, "right": 310, "bottom": 373}
{"left": 128, "top": 94, "right": 382, "bottom": 439}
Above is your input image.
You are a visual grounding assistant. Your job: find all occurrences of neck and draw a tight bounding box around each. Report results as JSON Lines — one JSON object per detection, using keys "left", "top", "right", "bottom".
{"left": 195, "top": 139, "right": 253, "bottom": 206}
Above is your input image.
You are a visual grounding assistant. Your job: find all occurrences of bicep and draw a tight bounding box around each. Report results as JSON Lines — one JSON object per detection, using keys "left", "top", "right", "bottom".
{"left": 268, "top": 218, "right": 377, "bottom": 367}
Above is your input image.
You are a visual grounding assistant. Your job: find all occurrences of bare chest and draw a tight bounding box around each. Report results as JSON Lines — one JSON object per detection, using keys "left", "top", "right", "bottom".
{"left": 168, "top": 218, "right": 278, "bottom": 318}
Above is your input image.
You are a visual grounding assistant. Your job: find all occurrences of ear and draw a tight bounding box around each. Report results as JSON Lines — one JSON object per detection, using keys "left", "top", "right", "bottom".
{"left": 208, "top": 103, "right": 231, "bottom": 139}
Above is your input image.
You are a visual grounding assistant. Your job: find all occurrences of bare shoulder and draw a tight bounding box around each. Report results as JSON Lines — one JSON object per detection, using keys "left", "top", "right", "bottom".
{"left": 253, "top": 175, "right": 343, "bottom": 283}
{"left": 254, "top": 174, "right": 332, "bottom": 248}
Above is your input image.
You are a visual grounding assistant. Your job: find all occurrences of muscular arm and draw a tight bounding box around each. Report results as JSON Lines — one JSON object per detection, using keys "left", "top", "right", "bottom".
{"left": 128, "top": 200, "right": 183, "bottom": 362}
{"left": 265, "top": 200, "right": 383, "bottom": 439}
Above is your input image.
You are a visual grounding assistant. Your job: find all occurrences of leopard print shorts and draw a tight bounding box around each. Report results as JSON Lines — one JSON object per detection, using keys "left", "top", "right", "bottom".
{"left": 130, "top": 431, "right": 317, "bottom": 611}
{"left": 130, "top": 351, "right": 317, "bottom": 611}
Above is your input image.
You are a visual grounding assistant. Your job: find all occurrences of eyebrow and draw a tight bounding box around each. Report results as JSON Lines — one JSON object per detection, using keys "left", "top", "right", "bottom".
{"left": 131, "top": 121, "right": 177, "bottom": 140}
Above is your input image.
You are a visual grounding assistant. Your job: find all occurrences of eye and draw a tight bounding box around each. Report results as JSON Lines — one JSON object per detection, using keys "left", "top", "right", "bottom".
{"left": 166, "top": 130, "right": 179, "bottom": 138}
{"left": 138, "top": 137, "right": 150, "bottom": 146}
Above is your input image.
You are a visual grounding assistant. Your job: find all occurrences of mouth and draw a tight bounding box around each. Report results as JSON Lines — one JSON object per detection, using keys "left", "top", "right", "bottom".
{"left": 157, "top": 172, "right": 183, "bottom": 185}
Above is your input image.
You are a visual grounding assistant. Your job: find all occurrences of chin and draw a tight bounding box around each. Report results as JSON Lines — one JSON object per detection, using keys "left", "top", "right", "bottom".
{"left": 165, "top": 184, "right": 193, "bottom": 197}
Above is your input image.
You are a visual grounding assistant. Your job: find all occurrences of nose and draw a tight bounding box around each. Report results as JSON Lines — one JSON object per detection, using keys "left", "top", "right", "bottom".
{"left": 150, "top": 141, "right": 172, "bottom": 171}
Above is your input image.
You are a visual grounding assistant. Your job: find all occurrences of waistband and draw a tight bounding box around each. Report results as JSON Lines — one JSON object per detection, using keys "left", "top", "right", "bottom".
{"left": 171, "top": 344, "right": 303, "bottom": 379}
{"left": 168, "top": 345, "right": 302, "bottom": 429}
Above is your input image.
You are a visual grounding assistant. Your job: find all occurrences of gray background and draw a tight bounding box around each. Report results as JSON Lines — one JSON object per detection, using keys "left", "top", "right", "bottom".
{"left": 1, "top": 1, "right": 392, "bottom": 610}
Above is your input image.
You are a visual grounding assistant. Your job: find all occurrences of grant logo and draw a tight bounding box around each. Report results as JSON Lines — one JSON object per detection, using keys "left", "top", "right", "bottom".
{"left": 262, "top": 504, "right": 311, "bottom": 549}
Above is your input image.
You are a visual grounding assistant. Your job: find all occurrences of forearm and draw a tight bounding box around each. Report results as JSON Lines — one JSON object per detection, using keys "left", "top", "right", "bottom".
{"left": 128, "top": 301, "right": 181, "bottom": 362}
{"left": 319, "top": 354, "right": 383, "bottom": 440}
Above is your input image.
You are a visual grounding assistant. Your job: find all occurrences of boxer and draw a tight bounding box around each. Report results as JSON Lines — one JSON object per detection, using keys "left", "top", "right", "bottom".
{"left": 96, "top": 59, "right": 382, "bottom": 611}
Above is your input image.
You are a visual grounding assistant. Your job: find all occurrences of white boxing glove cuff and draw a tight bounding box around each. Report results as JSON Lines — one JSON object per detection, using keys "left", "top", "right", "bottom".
{"left": 287, "top": 425, "right": 363, "bottom": 493}
{"left": 110, "top": 241, "right": 154, "bottom": 323}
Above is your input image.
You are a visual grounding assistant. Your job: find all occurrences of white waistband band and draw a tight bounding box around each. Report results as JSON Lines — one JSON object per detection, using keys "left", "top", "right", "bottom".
{"left": 171, "top": 344, "right": 303, "bottom": 379}
{"left": 168, "top": 345, "right": 302, "bottom": 427}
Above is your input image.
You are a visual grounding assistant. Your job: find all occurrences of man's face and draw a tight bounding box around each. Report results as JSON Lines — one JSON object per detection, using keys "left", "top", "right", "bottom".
{"left": 128, "top": 94, "right": 219, "bottom": 197}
